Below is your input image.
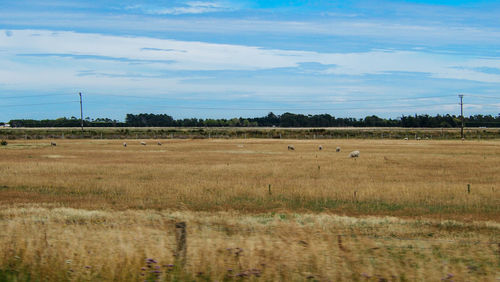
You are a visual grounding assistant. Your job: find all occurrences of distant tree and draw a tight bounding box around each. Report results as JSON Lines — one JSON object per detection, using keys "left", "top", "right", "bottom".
{"left": 228, "top": 118, "right": 240, "bottom": 127}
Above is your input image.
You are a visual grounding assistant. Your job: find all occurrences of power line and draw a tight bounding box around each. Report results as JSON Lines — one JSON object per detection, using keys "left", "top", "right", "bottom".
{"left": 0, "top": 101, "right": 80, "bottom": 107}
{"left": 317, "top": 94, "right": 457, "bottom": 103}
{"left": 83, "top": 99, "right": 497, "bottom": 111}
{"left": 0, "top": 93, "right": 74, "bottom": 99}
{"left": 0, "top": 92, "right": 497, "bottom": 114}
{"left": 93, "top": 102, "right": 458, "bottom": 112}
{"left": 463, "top": 94, "right": 500, "bottom": 100}
{"left": 0, "top": 93, "right": 485, "bottom": 110}
{"left": 84, "top": 93, "right": 457, "bottom": 104}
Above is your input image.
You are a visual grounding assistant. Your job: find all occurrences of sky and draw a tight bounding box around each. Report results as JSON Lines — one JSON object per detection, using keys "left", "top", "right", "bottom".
{"left": 0, "top": 0, "right": 499, "bottom": 121}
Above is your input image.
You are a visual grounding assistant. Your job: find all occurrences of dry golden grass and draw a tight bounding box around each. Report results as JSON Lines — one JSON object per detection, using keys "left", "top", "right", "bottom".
{"left": 0, "top": 139, "right": 499, "bottom": 281}
{"left": 0, "top": 205, "right": 499, "bottom": 281}
{"left": 0, "top": 139, "right": 498, "bottom": 219}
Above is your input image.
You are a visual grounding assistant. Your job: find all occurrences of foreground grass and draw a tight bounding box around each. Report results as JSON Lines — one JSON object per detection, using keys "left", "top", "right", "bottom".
{"left": 0, "top": 205, "right": 499, "bottom": 281}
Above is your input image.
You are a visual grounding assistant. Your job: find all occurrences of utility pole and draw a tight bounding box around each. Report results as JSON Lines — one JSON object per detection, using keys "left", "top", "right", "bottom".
{"left": 459, "top": 94, "right": 464, "bottom": 139}
{"left": 79, "top": 92, "right": 84, "bottom": 132}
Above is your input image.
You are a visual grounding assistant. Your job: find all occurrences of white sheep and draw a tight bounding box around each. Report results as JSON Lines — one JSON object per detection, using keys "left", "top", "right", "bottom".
{"left": 140, "top": 141, "right": 146, "bottom": 146}
{"left": 336, "top": 146, "right": 341, "bottom": 152}
{"left": 318, "top": 145, "right": 323, "bottom": 151}
{"left": 404, "top": 137, "right": 409, "bottom": 140}
{"left": 288, "top": 145, "right": 295, "bottom": 150}
{"left": 349, "top": 150, "right": 360, "bottom": 158}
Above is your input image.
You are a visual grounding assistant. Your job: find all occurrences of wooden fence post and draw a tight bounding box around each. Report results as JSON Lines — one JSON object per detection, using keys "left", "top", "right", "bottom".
{"left": 338, "top": 235, "right": 347, "bottom": 252}
{"left": 175, "top": 222, "right": 187, "bottom": 266}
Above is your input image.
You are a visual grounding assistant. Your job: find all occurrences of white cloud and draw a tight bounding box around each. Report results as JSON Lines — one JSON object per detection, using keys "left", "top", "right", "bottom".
{"left": 321, "top": 51, "right": 500, "bottom": 83}
{"left": 0, "top": 29, "right": 499, "bottom": 96}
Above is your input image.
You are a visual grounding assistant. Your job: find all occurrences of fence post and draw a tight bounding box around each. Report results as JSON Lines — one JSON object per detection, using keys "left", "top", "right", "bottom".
{"left": 337, "top": 235, "right": 347, "bottom": 252}
{"left": 175, "top": 222, "right": 187, "bottom": 266}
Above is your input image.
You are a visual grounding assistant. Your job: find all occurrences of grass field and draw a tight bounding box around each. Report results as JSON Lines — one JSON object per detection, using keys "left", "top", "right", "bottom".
{"left": 0, "top": 139, "right": 499, "bottom": 281}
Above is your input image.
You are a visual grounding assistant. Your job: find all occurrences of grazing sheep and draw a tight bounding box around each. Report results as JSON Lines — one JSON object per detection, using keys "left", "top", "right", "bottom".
{"left": 349, "top": 150, "right": 360, "bottom": 158}
{"left": 123, "top": 142, "right": 127, "bottom": 147}
{"left": 336, "top": 146, "right": 341, "bottom": 152}
{"left": 140, "top": 141, "right": 146, "bottom": 146}
{"left": 287, "top": 145, "right": 295, "bottom": 151}
{"left": 404, "top": 137, "right": 409, "bottom": 140}
{"left": 157, "top": 141, "right": 162, "bottom": 146}
{"left": 50, "top": 142, "right": 57, "bottom": 146}
{"left": 318, "top": 145, "right": 323, "bottom": 151}
{"left": 416, "top": 137, "right": 421, "bottom": 140}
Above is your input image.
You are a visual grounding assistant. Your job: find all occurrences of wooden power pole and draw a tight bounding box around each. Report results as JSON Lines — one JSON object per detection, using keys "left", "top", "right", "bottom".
{"left": 459, "top": 94, "right": 464, "bottom": 139}
{"left": 79, "top": 92, "right": 84, "bottom": 132}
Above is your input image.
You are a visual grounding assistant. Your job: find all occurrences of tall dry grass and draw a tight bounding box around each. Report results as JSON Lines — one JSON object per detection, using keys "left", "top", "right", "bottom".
{"left": 0, "top": 205, "right": 498, "bottom": 281}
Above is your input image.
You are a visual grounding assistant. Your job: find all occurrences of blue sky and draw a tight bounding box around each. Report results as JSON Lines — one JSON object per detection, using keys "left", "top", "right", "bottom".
{"left": 0, "top": 0, "right": 499, "bottom": 121}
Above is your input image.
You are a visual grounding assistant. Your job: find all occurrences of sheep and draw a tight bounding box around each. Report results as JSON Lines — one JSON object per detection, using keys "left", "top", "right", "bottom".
{"left": 318, "top": 145, "right": 323, "bottom": 151}
{"left": 157, "top": 141, "right": 162, "bottom": 146}
{"left": 140, "top": 141, "right": 146, "bottom": 146}
{"left": 404, "top": 137, "right": 409, "bottom": 140}
{"left": 287, "top": 145, "right": 295, "bottom": 151}
{"left": 349, "top": 150, "right": 360, "bottom": 158}
{"left": 336, "top": 146, "right": 341, "bottom": 152}
{"left": 123, "top": 142, "right": 127, "bottom": 147}
{"left": 50, "top": 142, "right": 57, "bottom": 147}
{"left": 416, "top": 137, "right": 421, "bottom": 140}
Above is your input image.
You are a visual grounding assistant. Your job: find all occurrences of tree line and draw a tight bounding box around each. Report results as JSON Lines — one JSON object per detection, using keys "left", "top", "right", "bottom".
{"left": 6, "top": 112, "right": 500, "bottom": 128}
